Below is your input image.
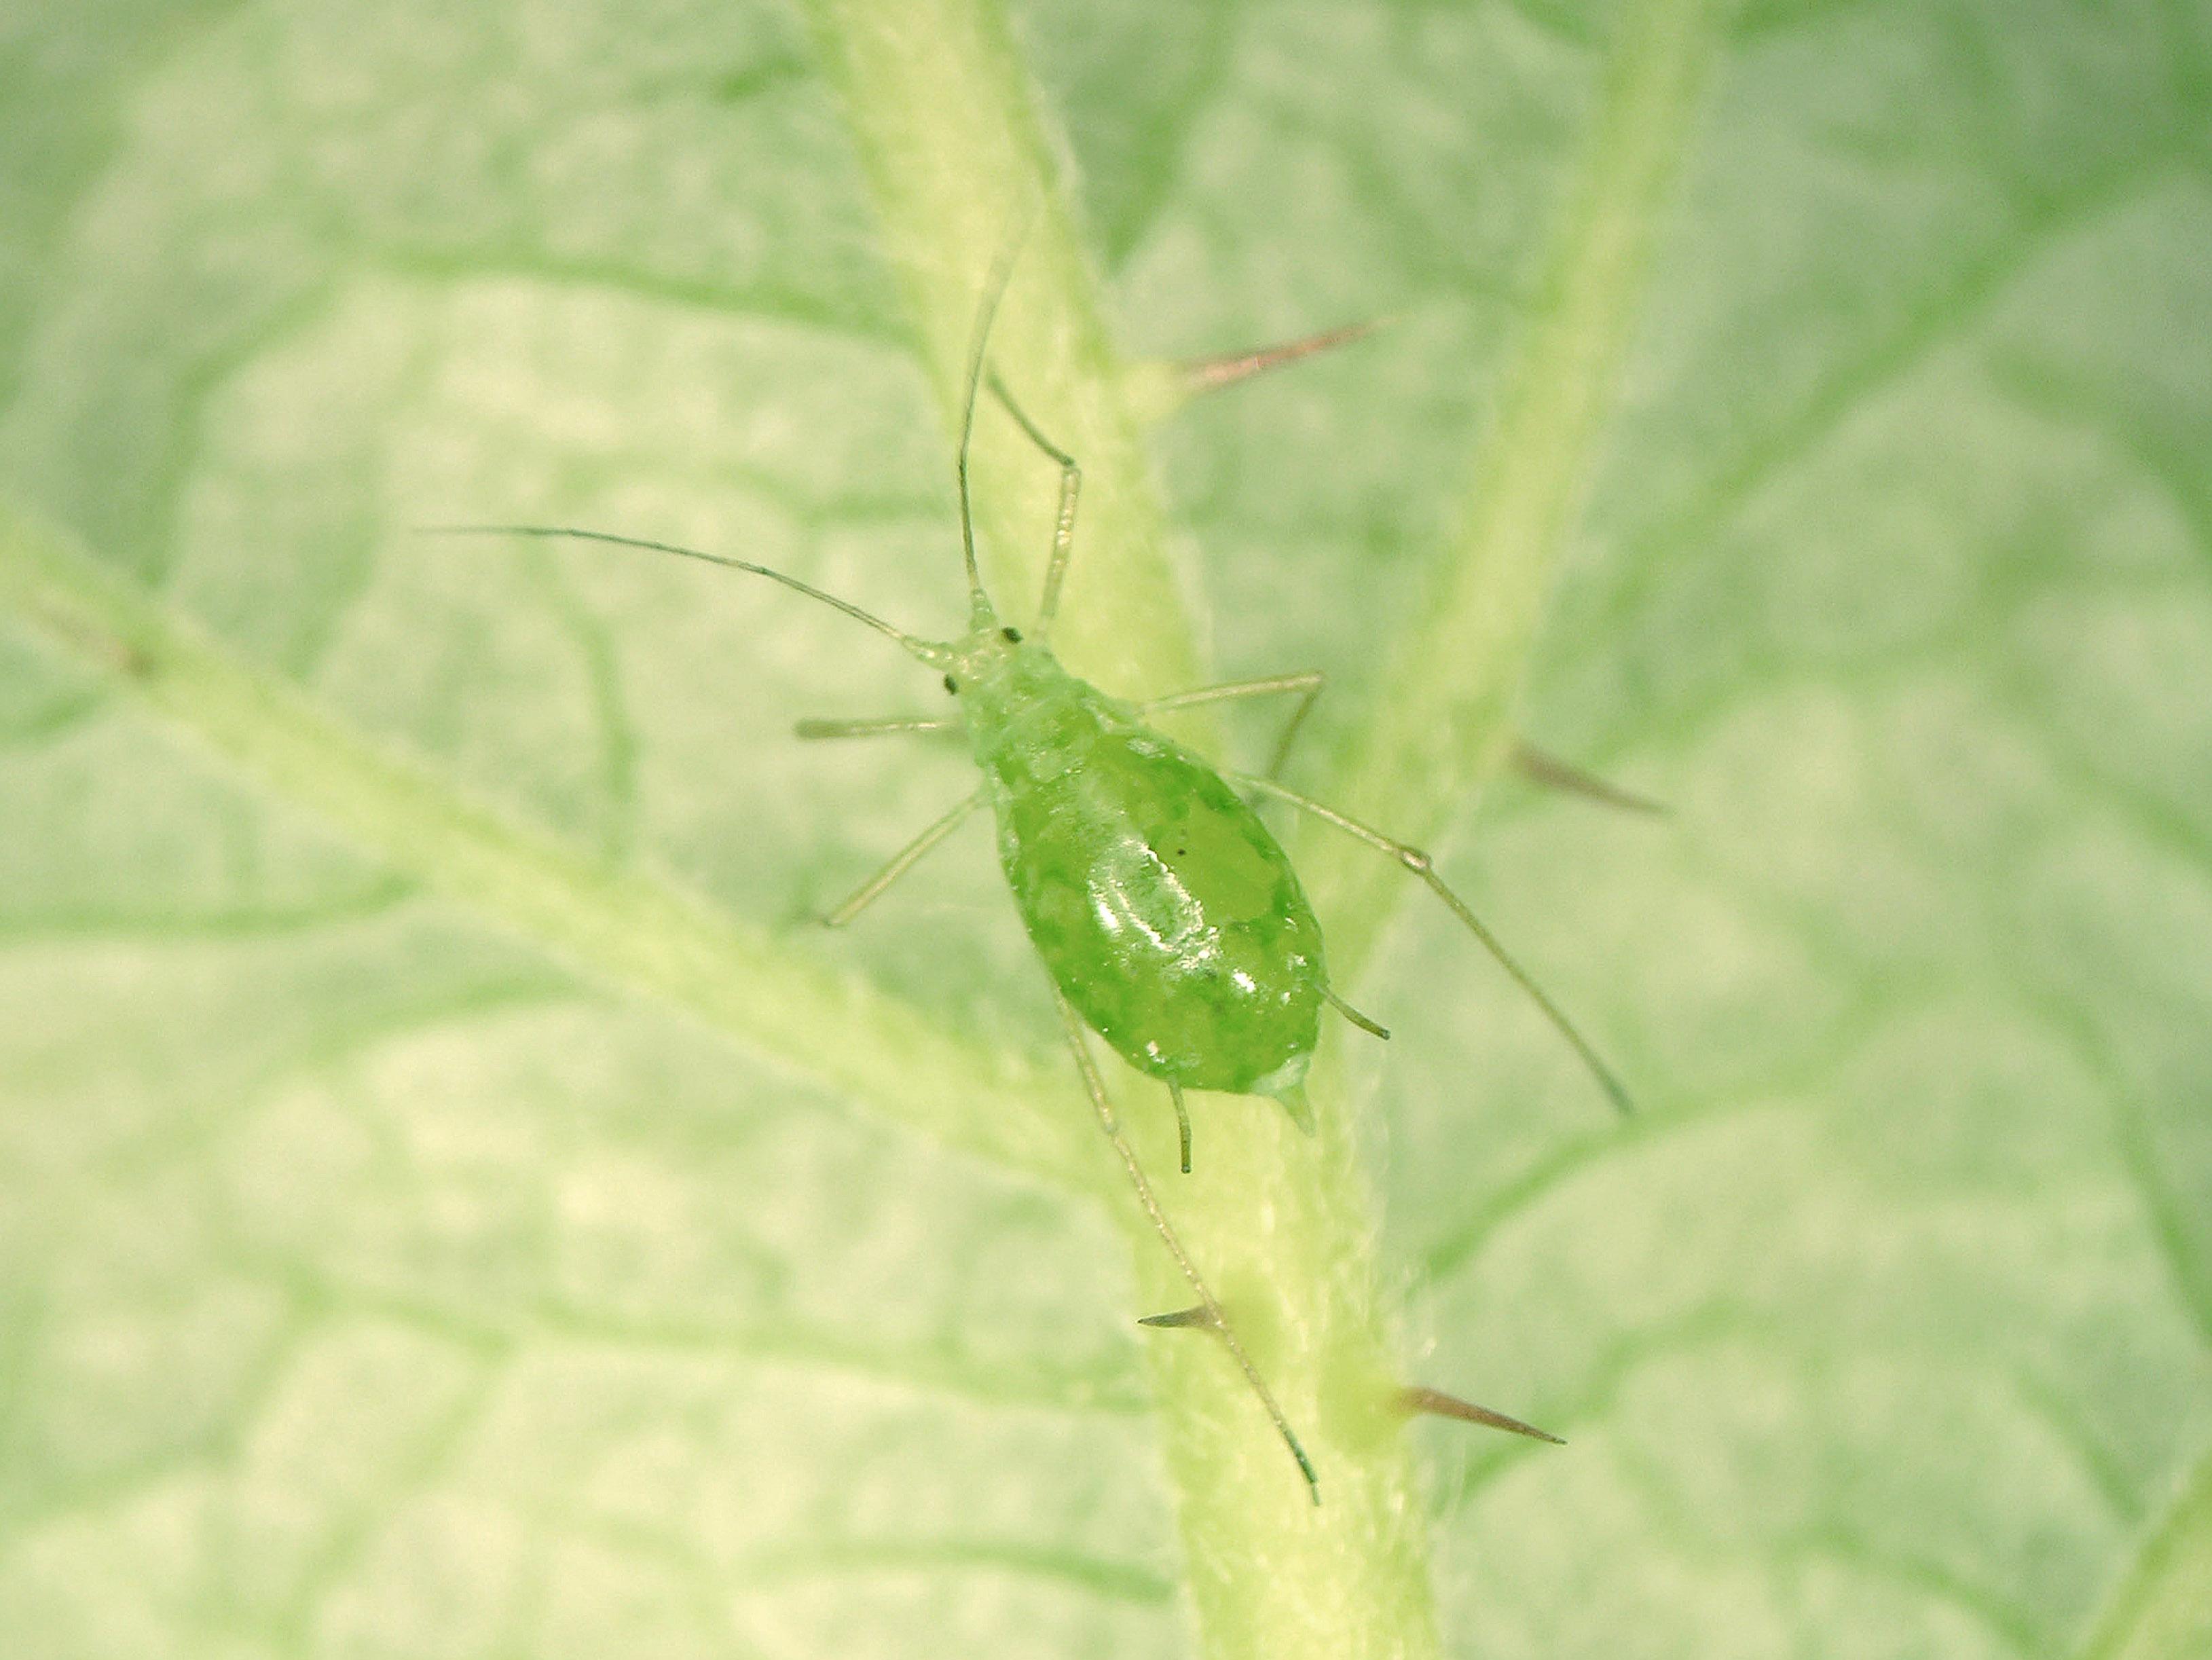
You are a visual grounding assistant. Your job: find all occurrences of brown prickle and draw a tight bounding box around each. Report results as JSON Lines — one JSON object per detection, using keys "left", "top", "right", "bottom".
{"left": 1179, "top": 317, "right": 1392, "bottom": 396}
{"left": 1137, "top": 1304, "right": 1222, "bottom": 1331}
{"left": 1398, "top": 1384, "right": 1564, "bottom": 1445}
{"left": 1511, "top": 739, "right": 1669, "bottom": 817}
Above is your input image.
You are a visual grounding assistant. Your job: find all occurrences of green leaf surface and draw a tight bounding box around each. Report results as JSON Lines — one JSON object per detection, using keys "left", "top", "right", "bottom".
{"left": 3, "top": 1, "right": 2209, "bottom": 1657}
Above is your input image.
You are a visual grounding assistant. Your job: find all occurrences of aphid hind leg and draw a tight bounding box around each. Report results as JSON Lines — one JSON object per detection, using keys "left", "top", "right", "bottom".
{"left": 1139, "top": 670, "right": 1325, "bottom": 781}
{"left": 795, "top": 714, "right": 961, "bottom": 741}
{"left": 821, "top": 793, "right": 984, "bottom": 927}
{"left": 1050, "top": 984, "right": 1320, "bottom": 1503}
{"left": 1230, "top": 772, "right": 1634, "bottom": 1116}
{"left": 985, "top": 372, "right": 1082, "bottom": 631}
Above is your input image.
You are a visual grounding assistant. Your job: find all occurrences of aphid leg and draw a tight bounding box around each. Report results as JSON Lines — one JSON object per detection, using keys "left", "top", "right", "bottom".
{"left": 1321, "top": 986, "right": 1390, "bottom": 1041}
{"left": 795, "top": 714, "right": 961, "bottom": 740}
{"left": 1398, "top": 1384, "right": 1564, "bottom": 1445}
{"left": 985, "top": 372, "right": 1082, "bottom": 631}
{"left": 1139, "top": 671, "right": 1325, "bottom": 781}
{"left": 1275, "top": 1083, "right": 1316, "bottom": 1135}
{"left": 1180, "top": 319, "right": 1388, "bottom": 398}
{"left": 1166, "top": 1079, "right": 1193, "bottom": 1175}
{"left": 1512, "top": 739, "right": 1667, "bottom": 817}
{"left": 1265, "top": 675, "right": 1327, "bottom": 782}
{"left": 1229, "top": 772, "right": 1634, "bottom": 1116}
{"left": 821, "top": 792, "right": 984, "bottom": 927}
{"left": 1050, "top": 983, "right": 1321, "bottom": 1504}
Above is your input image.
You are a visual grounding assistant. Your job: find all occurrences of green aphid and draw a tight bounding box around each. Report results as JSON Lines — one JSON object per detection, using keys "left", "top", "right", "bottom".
{"left": 438, "top": 250, "right": 1629, "bottom": 1505}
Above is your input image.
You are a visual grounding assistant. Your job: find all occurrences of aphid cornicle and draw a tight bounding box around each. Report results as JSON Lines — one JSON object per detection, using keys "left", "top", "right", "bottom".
{"left": 437, "top": 242, "right": 1630, "bottom": 1504}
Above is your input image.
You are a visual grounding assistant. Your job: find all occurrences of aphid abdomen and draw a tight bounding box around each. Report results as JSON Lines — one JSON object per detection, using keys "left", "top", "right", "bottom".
{"left": 978, "top": 684, "right": 1327, "bottom": 1096}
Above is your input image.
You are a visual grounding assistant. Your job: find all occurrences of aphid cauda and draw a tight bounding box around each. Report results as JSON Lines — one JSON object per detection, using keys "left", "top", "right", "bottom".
{"left": 436, "top": 248, "right": 1630, "bottom": 1503}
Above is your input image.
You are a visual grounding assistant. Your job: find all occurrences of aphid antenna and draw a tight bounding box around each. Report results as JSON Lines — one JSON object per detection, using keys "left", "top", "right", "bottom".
{"left": 416, "top": 524, "right": 951, "bottom": 669}
{"left": 1511, "top": 739, "right": 1668, "bottom": 817}
{"left": 954, "top": 205, "right": 1042, "bottom": 624}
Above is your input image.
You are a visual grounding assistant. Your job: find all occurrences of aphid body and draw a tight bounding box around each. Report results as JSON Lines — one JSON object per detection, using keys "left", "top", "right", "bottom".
{"left": 955, "top": 616, "right": 1323, "bottom": 1102}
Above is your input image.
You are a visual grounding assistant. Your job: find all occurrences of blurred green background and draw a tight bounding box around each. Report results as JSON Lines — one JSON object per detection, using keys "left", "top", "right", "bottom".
{"left": 3, "top": 1, "right": 2209, "bottom": 1656}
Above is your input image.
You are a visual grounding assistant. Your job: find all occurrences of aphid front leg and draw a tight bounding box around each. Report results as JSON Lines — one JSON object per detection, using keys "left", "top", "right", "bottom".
{"left": 821, "top": 792, "right": 984, "bottom": 928}
{"left": 1139, "top": 670, "right": 1325, "bottom": 781}
{"left": 1230, "top": 771, "right": 1634, "bottom": 1116}
{"left": 796, "top": 714, "right": 962, "bottom": 741}
{"left": 1166, "top": 1079, "right": 1192, "bottom": 1175}
{"left": 984, "top": 372, "right": 1082, "bottom": 631}
{"left": 1050, "top": 982, "right": 1321, "bottom": 1503}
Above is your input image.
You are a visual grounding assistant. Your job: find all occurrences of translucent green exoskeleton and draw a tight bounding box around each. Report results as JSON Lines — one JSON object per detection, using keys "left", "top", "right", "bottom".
{"left": 435, "top": 250, "right": 1631, "bottom": 1505}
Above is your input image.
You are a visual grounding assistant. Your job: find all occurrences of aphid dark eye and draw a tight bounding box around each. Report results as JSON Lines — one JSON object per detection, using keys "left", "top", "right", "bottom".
{"left": 943, "top": 673, "right": 959, "bottom": 695}
{"left": 1002, "top": 626, "right": 1023, "bottom": 643}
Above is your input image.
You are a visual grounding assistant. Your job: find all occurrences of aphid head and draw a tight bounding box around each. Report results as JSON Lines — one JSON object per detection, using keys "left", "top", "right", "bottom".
{"left": 940, "top": 615, "right": 1036, "bottom": 702}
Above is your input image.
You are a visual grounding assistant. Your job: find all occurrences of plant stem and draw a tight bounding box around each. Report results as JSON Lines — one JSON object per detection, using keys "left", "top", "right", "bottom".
{"left": 794, "top": 2, "right": 1441, "bottom": 1656}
